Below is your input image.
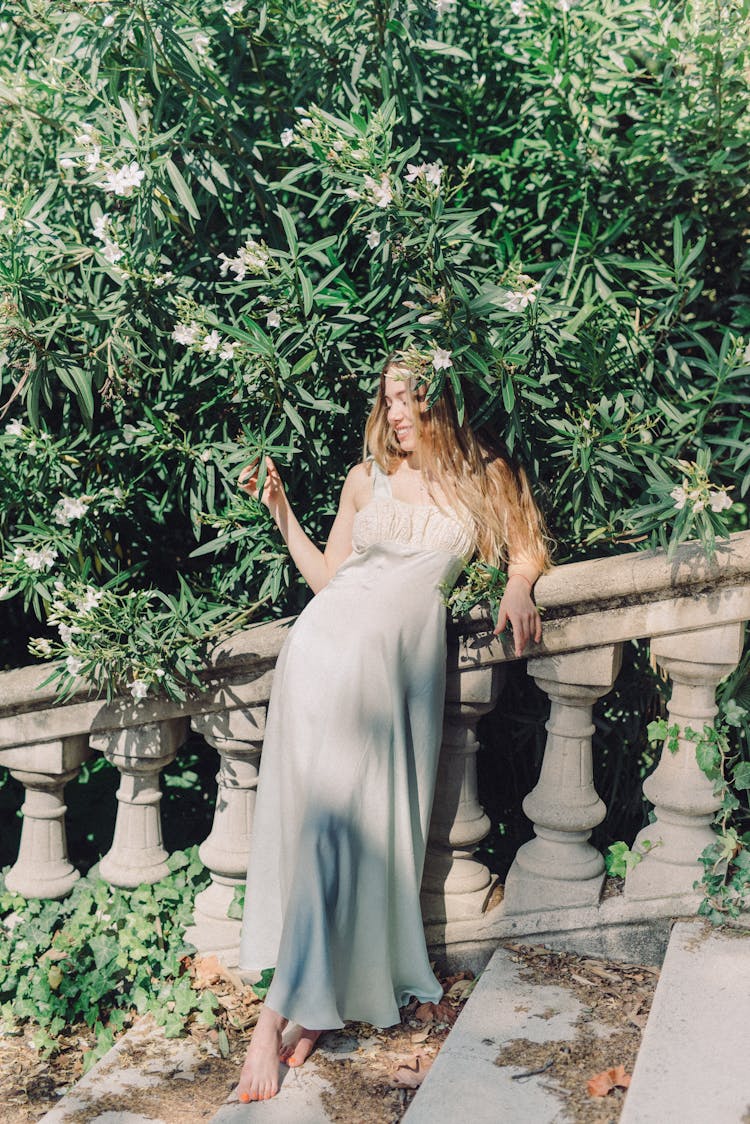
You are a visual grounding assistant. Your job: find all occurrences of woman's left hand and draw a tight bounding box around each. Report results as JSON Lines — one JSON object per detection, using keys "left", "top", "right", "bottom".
{"left": 493, "top": 576, "right": 542, "bottom": 657}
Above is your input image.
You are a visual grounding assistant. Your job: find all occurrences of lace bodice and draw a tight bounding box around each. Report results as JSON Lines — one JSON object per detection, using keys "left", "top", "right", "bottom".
{"left": 352, "top": 464, "right": 475, "bottom": 559}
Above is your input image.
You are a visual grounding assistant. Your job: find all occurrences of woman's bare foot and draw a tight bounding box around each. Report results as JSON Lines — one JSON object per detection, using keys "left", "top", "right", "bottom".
{"left": 279, "top": 1025, "right": 323, "bottom": 1068}
{"left": 237, "top": 1004, "right": 288, "bottom": 1102}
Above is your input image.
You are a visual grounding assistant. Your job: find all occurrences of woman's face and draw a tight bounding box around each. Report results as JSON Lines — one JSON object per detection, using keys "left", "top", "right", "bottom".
{"left": 383, "top": 369, "right": 425, "bottom": 452}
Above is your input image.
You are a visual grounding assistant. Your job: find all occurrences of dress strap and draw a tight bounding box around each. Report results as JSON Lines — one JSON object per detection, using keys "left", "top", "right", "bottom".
{"left": 370, "top": 459, "right": 392, "bottom": 499}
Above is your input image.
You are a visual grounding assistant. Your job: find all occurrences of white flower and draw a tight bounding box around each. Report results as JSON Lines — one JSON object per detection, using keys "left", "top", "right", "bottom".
{"left": 5, "top": 420, "right": 23, "bottom": 438}
{"left": 406, "top": 162, "right": 442, "bottom": 190}
{"left": 219, "top": 341, "right": 236, "bottom": 360}
{"left": 224, "top": 0, "right": 245, "bottom": 13}
{"left": 364, "top": 173, "right": 393, "bottom": 208}
{"left": 366, "top": 229, "right": 381, "bottom": 249}
{"left": 34, "top": 638, "right": 53, "bottom": 657}
{"left": 424, "top": 163, "right": 442, "bottom": 188}
{"left": 59, "top": 157, "right": 75, "bottom": 169}
{"left": 299, "top": 117, "right": 314, "bottom": 129}
{"left": 153, "top": 271, "right": 174, "bottom": 286}
{"left": 332, "top": 140, "right": 346, "bottom": 152}
{"left": 84, "top": 146, "right": 102, "bottom": 171}
{"left": 25, "top": 546, "right": 58, "bottom": 571}
{"left": 172, "top": 321, "right": 200, "bottom": 345}
{"left": 194, "top": 32, "right": 210, "bottom": 56}
{"left": 743, "top": 343, "right": 750, "bottom": 364}
{"left": 435, "top": 0, "right": 456, "bottom": 15}
{"left": 101, "top": 240, "right": 123, "bottom": 264}
{"left": 558, "top": 0, "right": 572, "bottom": 9}
{"left": 129, "top": 678, "right": 149, "bottom": 700}
{"left": 432, "top": 348, "right": 453, "bottom": 371}
{"left": 501, "top": 284, "right": 540, "bottom": 312}
{"left": 343, "top": 188, "right": 361, "bottom": 200}
{"left": 76, "top": 587, "right": 103, "bottom": 613}
{"left": 54, "top": 496, "right": 90, "bottom": 525}
{"left": 670, "top": 486, "right": 688, "bottom": 510}
{"left": 59, "top": 623, "right": 77, "bottom": 644}
{"left": 200, "top": 449, "right": 212, "bottom": 463}
{"left": 709, "top": 490, "right": 733, "bottom": 513}
{"left": 693, "top": 499, "right": 705, "bottom": 513}
{"left": 510, "top": 0, "right": 528, "bottom": 18}
{"left": 280, "top": 128, "right": 295, "bottom": 147}
{"left": 98, "top": 161, "right": 145, "bottom": 197}
{"left": 103, "top": 13, "right": 116, "bottom": 27}
{"left": 217, "top": 239, "right": 270, "bottom": 281}
{"left": 202, "top": 329, "right": 222, "bottom": 354}
{"left": 266, "top": 310, "right": 281, "bottom": 329}
{"left": 92, "top": 214, "right": 112, "bottom": 240}
{"left": 75, "top": 132, "right": 94, "bottom": 147}
{"left": 66, "top": 655, "right": 84, "bottom": 677}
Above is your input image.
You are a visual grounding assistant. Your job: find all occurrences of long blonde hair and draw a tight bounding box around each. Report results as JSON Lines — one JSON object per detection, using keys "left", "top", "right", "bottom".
{"left": 363, "top": 358, "right": 551, "bottom": 571}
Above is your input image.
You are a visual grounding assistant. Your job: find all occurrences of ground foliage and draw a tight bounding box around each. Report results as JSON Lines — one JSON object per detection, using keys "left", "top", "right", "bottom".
{"left": 0, "top": 848, "right": 222, "bottom": 1068}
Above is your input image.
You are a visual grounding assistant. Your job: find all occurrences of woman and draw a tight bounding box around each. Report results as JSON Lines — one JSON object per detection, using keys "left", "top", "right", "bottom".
{"left": 235, "top": 354, "right": 550, "bottom": 1102}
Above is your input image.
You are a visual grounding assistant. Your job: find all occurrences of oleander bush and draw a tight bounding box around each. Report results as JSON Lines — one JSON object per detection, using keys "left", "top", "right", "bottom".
{"left": 0, "top": 1, "right": 749, "bottom": 886}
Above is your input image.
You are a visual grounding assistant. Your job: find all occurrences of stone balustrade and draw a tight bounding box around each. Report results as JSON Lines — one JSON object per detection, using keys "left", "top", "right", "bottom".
{"left": 1, "top": 530, "right": 750, "bottom": 965}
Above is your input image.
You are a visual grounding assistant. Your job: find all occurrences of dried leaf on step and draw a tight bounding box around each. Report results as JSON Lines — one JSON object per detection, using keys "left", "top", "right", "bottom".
{"left": 587, "top": 1065, "right": 632, "bottom": 1097}
{"left": 445, "top": 978, "right": 476, "bottom": 1002}
{"left": 418, "top": 1000, "right": 458, "bottom": 1025}
{"left": 389, "top": 1054, "right": 433, "bottom": 1089}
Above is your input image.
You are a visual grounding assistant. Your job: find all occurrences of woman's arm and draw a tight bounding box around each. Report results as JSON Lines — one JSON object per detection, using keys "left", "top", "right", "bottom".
{"left": 239, "top": 459, "right": 362, "bottom": 594}
{"left": 493, "top": 552, "right": 543, "bottom": 657}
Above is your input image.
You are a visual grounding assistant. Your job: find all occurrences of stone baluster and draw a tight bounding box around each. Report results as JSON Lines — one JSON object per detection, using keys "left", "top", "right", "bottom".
{"left": 185, "top": 707, "right": 265, "bottom": 956}
{"left": 421, "top": 664, "right": 503, "bottom": 923}
{"left": 4, "top": 735, "right": 90, "bottom": 899}
{"left": 90, "top": 718, "right": 189, "bottom": 888}
{"left": 503, "top": 645, "right": 622, "bottom": 913}
{"left": 626, "top": 622, "right": 744, "bottom": 901}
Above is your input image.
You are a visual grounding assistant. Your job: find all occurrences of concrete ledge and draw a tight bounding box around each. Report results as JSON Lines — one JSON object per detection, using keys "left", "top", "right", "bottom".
{"left": 620, "top": 919, "right": 750, "bottom": 1124}
{"left": 425, "top": 891, "right": 702, "bottom": 974}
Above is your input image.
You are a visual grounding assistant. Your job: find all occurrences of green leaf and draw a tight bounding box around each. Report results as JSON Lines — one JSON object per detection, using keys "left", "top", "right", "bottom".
{"left": 165, "top": 158, "right": 200, "bottom": 220}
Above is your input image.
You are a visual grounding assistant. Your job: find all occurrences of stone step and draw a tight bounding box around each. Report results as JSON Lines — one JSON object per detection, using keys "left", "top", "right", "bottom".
{"left": 402, "top": 944, "right": 588, "bottom": 1124}
{"left": 620, "top": 919, "right": 750, "bottom": 1124}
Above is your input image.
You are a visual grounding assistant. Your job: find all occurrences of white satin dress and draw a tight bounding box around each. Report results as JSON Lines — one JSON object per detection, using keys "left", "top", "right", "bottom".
{"left": 238, "top": 461, "right": 474, "bottom": 1029}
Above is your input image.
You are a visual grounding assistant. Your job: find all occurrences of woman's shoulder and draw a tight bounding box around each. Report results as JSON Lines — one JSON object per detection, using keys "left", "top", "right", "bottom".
{"left": 345, "top": 461, "right": 373, "bottom": 486}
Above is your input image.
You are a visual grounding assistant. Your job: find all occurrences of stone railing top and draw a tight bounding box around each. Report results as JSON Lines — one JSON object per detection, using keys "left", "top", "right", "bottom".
{"left": 2, "top": 530, "right": 750, "bottom": 745}
{"left": 458, "top": 529, "right": 750, "bottom": 668}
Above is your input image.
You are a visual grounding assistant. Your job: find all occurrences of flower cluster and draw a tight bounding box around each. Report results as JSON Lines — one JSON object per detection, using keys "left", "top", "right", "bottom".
{"left": 500, "top": 271, "right": 541, "bottom": 312}
{"left": 669, "top": 460, "right": 733, "bottom": 515}
{"left": 217, "top": 237, "right": 272, "bottom": 280}
{"left": 53, "top": 495, "right": 91, "bottom": 525}
{"left": 389, "top": 344, "right": 454, "bottom": 385}
{"left": 671, "top": 484, "right": 733, "bottom": 514}
{"left": 405, "top": 162, "right": 443, "bottom": 191}
{"left": 13, "top": 544, "right": 57, "bottom": 571}
{"left": 59, "top": 127, "right": 146, "bottom": 199}
{"left": 172, "top": 321, "right": 238, "bottom": 360}
{"left": 345, "top": 173, "right": 395, "bottom": 209}
{"left": 92, "top": 213, "right": 124, "bottom": 266}
{"left": 99, "top": 161, "right": 145, "bottom": 197}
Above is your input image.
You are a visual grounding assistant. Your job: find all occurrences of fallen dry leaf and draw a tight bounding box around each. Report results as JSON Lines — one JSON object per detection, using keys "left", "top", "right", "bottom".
{"left": 445, "top": 978, "right": 476, "bottom": 1002}
{"left": 191, "top": 954, "right": 238, "bottom": 989}
{"left": 587, "top": 1064, "right": 632, "bottom": 1097}
{"left": 413, "top": 1000, "right": 457, "bottom": 1026}
{"left": 389, "top": 1054, "right": 433, "bottom": 1089}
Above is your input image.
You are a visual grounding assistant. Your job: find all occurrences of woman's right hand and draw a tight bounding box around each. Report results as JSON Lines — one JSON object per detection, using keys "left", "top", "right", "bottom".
{"left": 238, "top": 456, "right": 286, "bottom": 515}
